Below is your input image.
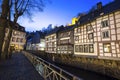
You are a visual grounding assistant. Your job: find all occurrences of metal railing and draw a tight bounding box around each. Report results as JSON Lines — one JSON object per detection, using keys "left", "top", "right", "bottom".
{"left": 22, "top": 51, "right": 81, "bottom": 80}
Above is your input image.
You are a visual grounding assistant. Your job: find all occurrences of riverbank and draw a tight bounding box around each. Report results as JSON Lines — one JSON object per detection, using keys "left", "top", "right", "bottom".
{"left": 26, "top": 50, "right": 120, "bottom": 80}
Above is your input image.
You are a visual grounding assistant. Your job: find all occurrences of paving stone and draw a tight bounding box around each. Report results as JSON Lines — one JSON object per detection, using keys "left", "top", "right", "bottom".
{"left": 0, "top": 52, "right": 43, "bottom": 80}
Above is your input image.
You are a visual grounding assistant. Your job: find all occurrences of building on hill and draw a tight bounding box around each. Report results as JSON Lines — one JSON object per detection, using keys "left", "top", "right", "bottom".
{"left": 74, "top": 0, "right": 120, "bottom": 59}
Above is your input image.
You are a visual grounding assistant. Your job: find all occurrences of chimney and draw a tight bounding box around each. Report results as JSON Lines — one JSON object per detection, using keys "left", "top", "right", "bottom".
{"left": 97, "top": 2, "right": 102, "bottom": 10}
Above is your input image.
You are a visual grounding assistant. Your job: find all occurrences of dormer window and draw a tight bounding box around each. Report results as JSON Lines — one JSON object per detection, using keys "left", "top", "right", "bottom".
{"left": 101, "top": 20, "right": 109, "bottom": 27}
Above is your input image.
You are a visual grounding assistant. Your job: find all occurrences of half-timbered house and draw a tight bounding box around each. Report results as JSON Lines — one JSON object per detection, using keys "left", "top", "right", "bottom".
{"left": 74, "top": 0, "right": 120, "bottom": 59}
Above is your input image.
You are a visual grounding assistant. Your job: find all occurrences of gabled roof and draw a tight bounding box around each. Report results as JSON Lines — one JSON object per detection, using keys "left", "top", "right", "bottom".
{"left": 77, "top": 0, "right": 120, "bottom": 26}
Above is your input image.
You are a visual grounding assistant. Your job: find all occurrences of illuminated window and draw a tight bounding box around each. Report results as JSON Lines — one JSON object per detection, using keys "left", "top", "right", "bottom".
{"left": 101, "top": 20, "right": 109, "bottom": 27}
{"left": 102, "top": 31, "right": 109, "bottom": 38}
{"left": 89, "top": 44, "right": 94, "bottom": 53}
{"left": 103, "top": 43, "right": 111, "bottom": 53}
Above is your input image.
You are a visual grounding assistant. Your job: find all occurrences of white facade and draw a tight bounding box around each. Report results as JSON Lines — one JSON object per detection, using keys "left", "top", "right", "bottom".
{"left": 74, "top": 11, "right": 120, "bottom": 59}
{"left": 10, "top": 30, "right": 26, "bottom": 51}
{"left": 45, "top": 33, "right": 57, "bottom": 53}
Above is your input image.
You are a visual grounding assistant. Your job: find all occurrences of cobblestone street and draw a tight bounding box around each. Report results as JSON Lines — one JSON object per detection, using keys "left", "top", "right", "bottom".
{"left": 0, "top": 52, "right": 43, "bottom": 80}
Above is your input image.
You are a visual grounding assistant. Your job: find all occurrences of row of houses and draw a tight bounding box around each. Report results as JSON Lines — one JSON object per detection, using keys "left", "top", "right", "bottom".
{"left": 45, "top": 0, "right": 120, "bottom": 60}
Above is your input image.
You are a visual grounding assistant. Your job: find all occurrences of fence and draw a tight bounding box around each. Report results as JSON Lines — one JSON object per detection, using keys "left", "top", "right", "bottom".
{"left": 22, "top": 51, "right": 81, "bottom": 80}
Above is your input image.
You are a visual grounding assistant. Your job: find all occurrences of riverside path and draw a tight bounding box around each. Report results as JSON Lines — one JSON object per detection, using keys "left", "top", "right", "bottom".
{"left": 0, "top": 52, "right": 43, "bottom": 80}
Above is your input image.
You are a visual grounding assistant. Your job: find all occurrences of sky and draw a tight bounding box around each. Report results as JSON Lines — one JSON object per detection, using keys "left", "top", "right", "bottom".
{"left": 18, "top": 0, "right": 113, "bottom": 32}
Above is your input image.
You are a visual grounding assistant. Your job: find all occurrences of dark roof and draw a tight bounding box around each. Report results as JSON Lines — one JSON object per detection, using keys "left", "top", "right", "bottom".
{"left": 13, "top": 24, "right": 25, "bottom": 32}
{"left": 46, "top": 26, "right": 64, "bottom": 36}
{"left": 37, "top": 31, "right": 45, "bottom": 38}
{"left": 8, "top": 21, "right": 25, "bottom": 32}
{"left": 58, "top": 25, "right": 74, "bottom": 33}
{"left": 77, "top": 0, "right": 120, "bottom": 26}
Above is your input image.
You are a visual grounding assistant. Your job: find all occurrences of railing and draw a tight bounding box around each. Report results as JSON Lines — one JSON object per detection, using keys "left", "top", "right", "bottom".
{"left": 22, "top": 51, "right": 81, "bottom": 80}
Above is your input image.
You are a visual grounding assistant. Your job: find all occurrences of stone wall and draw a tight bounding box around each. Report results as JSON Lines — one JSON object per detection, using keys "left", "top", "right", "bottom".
{"left": 27, "top": 50, "right": 120, "bottom": 79}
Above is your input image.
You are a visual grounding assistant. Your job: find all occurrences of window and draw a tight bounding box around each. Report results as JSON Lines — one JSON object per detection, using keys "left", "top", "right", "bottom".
{"left": 12, "top": 37, "right": 16, "bottom": 42}
{"left": 75, "top": 44, "right": 94, "bottom": 53}
{"left": 13, "top": 31, "right": 17, "bottom": 36}
{"left": 75, "top": 45, "right": 79, "bottom": 52}
{"left": 75, "top": 36, "right": 79, "bottom": 41}
{"left": 16, "top": 38, "right": 20, "bottom": 42}
{"left": 75, "top": 28, "right": 81, "bottom": 33}
{"left": 84, "top": 45, "right": 89, "bottom": 53}
{"left": 88, "top": 33, "right": 93, "bottom": 39}
{"left": 52, "top": 42, "right": 54, "bottom": 47}
{"left": 79, "top": 45, "right": 83, "bottom": 52}
{"left": 77, "top": 28, "right": 81, "bottom": 33}
{"left": 75, "top": 28, "right": 77, "bottom": 33}
{"left": 101, "top": 20, "right": 109, "bottom": 27}
{"left": 86, "top": 25, "right": 92, "bottom": 31}
{"left": 20, "top": 38, "right": 23, "bottom": 42}
{"left": 46, "top": 38, "right": 48, "bottom": 41}
{"left": 103, "top": 43, "right": 111, "bottom": 53}
{"left": 89, "top": 44, "right": 94, "bottom": 53}
{"left": 52, "top": 36, "right": 54, "bottom": 39}
{"left": 102, "top": 31, "right": 109, "bottom": 38}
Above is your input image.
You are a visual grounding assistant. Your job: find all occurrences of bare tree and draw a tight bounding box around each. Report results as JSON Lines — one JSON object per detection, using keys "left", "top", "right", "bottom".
{"left": 0, "top": 0, "right": 48, "bottom": 59}
{"left": 0, "top": 0, "right": 9, "bottom": 59}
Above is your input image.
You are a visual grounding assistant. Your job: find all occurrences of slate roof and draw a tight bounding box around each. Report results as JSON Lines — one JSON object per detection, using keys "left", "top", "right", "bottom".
{"left": 58, "top": 25, "right": 74, "bottom": 33}
{"left": 77, "top": 0, "right": 120, "bottom": 26}
{"left": 46, "top": 26, "right": 64, "bottom": 36}
{"left": 14, "top": 25, "right": 25, "bottom": 32}
{"left": 9, "top": 21, "right": 25, "bottom": 32}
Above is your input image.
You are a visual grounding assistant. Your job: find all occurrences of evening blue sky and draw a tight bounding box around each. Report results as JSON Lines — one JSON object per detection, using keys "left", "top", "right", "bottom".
{"left": 18, "top": 0, "right": 113, "bottom": 32}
